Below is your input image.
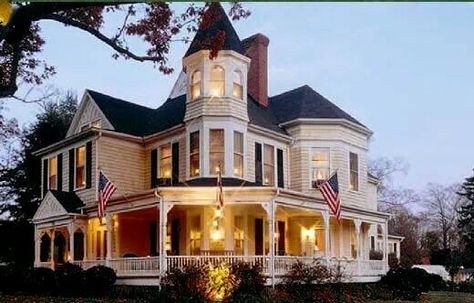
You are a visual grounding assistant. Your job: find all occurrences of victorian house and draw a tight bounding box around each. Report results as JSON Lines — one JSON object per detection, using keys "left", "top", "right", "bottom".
{"left": 33, "top": 3, "right": 400, "bottom": 285}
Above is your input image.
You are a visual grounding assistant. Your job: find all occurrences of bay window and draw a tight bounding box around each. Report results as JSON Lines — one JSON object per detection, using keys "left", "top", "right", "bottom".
{"left": 48, "top": 156, "right": 57, "bottom": 190}
{"left": 75, "top": 146, "right": 86, "bottom": 189}
{"left": 263, "top": 144, "right": 274, "bottom": 186}
{"left": 233, "top": 131, "right": 244, "bottom": 178}
{"left": 210, "top": 66, "right": 225, "bottom": 97}
{"left": 190, "top": 131, "right": 200, "bottom": 177}
{"left": 311, "top": 148, "right": 330, "bottom": 187}
{"left": 209, "top": 129, "right": 225, "bottom": 174}
{"left": 349, "top": 152, "right": 359, "bottom": 191}
{"left": 191, "top": 70, "right": 201, "bottom": 100}
{"left": 232, "top": 70, "right": 243, "bottom": 99}
{"left": 159, "top": 143, "right": 172, "bottom": 179}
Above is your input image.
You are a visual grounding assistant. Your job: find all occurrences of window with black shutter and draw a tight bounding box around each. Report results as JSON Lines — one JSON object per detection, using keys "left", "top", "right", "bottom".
{"left": 68, "top": 149, "right": 75, "bottom": 191}
{"left": 57, "top": 153, "right": 63, "bottom": 191}
{"left": 85, "top": 142, "right": 92, "bottom": 189}
{"left": 172, "top": 142, "right": 179, "bottom": 185}
{"left": 42, "top": 158, "right": 48, "bottom": 197}
{"left": 277, "top": 148, "right": 284, "bottom": 188}
{"left": 255, "top": 143, "right": 262, "bottom": 185}
{"left": 151, "top": 149, "right": 158, "bottom": 188}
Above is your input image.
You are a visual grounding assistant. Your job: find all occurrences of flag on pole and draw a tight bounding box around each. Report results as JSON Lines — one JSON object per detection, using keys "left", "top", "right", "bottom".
{"left": 318, "top": 172, "right": 341, "bottom": 221}
{"left": 98, "top": 171, "right": 117, "bottom": 218}
{"left": 216, "top": 164, "right": 224, "bottom": 208}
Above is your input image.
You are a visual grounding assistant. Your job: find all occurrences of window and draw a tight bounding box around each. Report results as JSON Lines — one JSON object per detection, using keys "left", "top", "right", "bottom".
{"left": 393, "top": 243, "right": 398, "bottom": 254}
{"left": 232, "top": 70, "right": 243, "bottom": 99}
{"left": 263, "top": 144, "right": 274, "bottom": 186}
{"left": 48, "top": 156, "right": 57, "bottom": 190}
{"left": 209, "top": 129, "right": 225, "bottom": 174}
{"left": 75, "top": 146, "right": 86, "bottom": 189}
{"left": 210, "top": 66, "right": 225, "bottom": 97}
{"left": 233, "top": 131, "right": 244, "bottom": 178}
{"left": 191, "top": 70, "right": 201, "bottom": 100}
{"left": 370, "top": 236, "right": 375, "bottom": 251}
{"left": 349, "top": 152, "right": 359, "bottom": 191}
{"left": 190, "top": 131, "right": 200, "bottom": 177}
{"left": 159, "top": 143, "right": 172, "bottom": 179}
{"left": 311, "top": 148, "right": 330, "bottom": 187}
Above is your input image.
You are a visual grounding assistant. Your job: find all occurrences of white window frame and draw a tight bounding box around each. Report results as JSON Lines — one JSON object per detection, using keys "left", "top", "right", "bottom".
{"left": 348, "top": 151, "right": 360, "bottom": 192}
{"left": 74, "top": 145, "right": 87, "bottom": 190}
{"left": 232, "top": 70, "right": 243, "bottom": 100}
{"left": 158, "top": 143, "right": 172, "bottom": 179}
{"left": 263, "top": 144, "right": 275, "bottom": 186}
{"left": 209, "top": 129, "right": 225, "bottom": 175}
{"left": 190, "top": 70, "right": 202, "bottom": 100}
{"left": 233, "top": 131, "right": 244, "bottom": 178}
{"left": 310, "top": 147, "right": 331, "bottom": 188}
{"left": 209, "top": 65, "right": 225, "bottom": 97}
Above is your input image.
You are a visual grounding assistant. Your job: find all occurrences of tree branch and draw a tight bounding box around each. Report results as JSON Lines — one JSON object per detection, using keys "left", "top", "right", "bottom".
{"left": 43, "top": 13, "right": 163, "bottom": 63}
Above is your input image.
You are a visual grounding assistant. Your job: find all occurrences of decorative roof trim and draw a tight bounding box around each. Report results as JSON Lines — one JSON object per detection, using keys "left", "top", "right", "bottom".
{"left": 279, "top": 118, "right": 373, "bottom": 137}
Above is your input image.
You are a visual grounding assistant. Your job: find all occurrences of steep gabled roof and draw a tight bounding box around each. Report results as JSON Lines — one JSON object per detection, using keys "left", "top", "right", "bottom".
{"left": 247, "top": 95, "right": 287, "bottom": 135}
{"left": 269, "top": 85, "right": 366, "bottom": 127}
{"left": 185, "top": 3, "right": 245, "bottom": 57}
{"left": 49, "top": 190, "right": 84, "bottom": 213}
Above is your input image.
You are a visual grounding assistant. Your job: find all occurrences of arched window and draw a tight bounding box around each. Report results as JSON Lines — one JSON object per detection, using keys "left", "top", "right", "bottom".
{"left": 191, "top": 70, "right": 201, "bottom": 100}
{"left": 232, "top": 70, "right": 243, "bottom": 99}
{"left": 210, "top": 66, "right": 225, "bottom": 97}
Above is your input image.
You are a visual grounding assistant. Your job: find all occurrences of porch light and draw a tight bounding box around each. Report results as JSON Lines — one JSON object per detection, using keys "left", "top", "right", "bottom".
{"left": 214, "top": 207, "right": 223, "bottom": 219}
{"left": 274, "top": 232, "right": 280, "bottom": 240}
{"left": 211, "top": 228, "right": 223, "bottom": 241}
{"left": 164, "top": 170, "right": 171, "bottom": 178}
{"left": 194, "top": 168, "right": 200, "bottom": 175}
{"left": 301, "top": 227, "right": 316, "bottom": 241}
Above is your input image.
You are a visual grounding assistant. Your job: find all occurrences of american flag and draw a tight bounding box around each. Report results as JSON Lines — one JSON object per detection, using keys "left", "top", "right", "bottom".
{"left": 318, "top": 172, "right": 341, "bottom": 221}
{"left": 216, "top": 164, "right": 224, "bottom": 208}
{"left": 98, "top": 171, "right": 117, "bottom": 218}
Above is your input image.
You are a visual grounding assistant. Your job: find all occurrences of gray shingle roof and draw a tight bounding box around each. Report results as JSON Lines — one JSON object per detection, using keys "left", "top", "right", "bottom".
{"left": 268, "top": 85, "right": 366, "bottom": 127}
{"left": 49, "top": 190, "right": 84, "bottom": 213}
{"left": 185, "top": 3, "right": 245, "bottom": 57}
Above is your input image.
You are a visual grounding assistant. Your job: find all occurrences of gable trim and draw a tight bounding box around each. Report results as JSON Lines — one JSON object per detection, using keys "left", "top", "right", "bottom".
{"left": 32, "top": 191, "right": 68, "bottom": 222}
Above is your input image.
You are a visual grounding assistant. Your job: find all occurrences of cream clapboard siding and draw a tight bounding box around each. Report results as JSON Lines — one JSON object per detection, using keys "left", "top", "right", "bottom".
{"left": 184, "top": 97, "right": 248, "bottom": 123}
{"left": 287, "top": 123, "right": 371, "bottom": 209}
{"left": 66, "top": 95, "right": 113, "bottom": 138}
{"left": 98, "top": 136, "right": 145, "bottom": 197}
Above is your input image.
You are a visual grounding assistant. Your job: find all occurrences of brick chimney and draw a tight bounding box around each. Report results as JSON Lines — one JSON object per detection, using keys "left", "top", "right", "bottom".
{"left": 242, "top": 33, "right": 269, "bottom": 107}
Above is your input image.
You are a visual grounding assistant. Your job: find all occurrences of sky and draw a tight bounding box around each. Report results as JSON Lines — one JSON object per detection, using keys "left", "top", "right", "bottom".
{"left": 4, "top": 2, "right": 474, "bottom": 192}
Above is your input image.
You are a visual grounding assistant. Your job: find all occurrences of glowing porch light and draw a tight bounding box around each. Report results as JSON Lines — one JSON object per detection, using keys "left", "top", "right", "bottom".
{"left": 211, "top": 228, "right": 223, "bottom": 241}
{"left": 301, "top": 227, "right": 316, "bottom": 241}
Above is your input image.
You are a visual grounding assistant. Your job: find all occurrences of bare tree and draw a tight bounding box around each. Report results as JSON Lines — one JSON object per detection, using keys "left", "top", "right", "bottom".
{"left": 421, "top": 183, "right": 465, "bottom": 250}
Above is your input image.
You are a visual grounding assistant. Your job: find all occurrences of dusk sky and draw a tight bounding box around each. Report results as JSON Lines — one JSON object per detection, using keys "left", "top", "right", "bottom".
{"left": 5, "top": 3, "right": 474, "bottom": 192}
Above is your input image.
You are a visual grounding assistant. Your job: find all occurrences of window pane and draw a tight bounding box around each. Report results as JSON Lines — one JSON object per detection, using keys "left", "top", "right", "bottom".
{"left": 234, "top": 154, "right": 243, "bottom": 178}
{"left": 49, "top": 156, "right": 57, "bottom": 190}
{"left": 233, "top": 132, "right": 244, "bottom": 177}
{"left": 159, "top": 144, "right": 172, "bottom": 178}
{"left": 263, "top": 144, "right": 274, "bottom": 185}
{"left": 210, "top": 152, "right": 224, "bottom": 174}
{"left": 264, "top": 164, "right": 274, "bottom": 186}
{"left": 264, "top": 144, "right": 274, "bottom": 165}
{"left": 191, "top": 71, "right": 201, "bottom": 100}
{"left": 75, "top": 146, "right": 86, "bottom": 188}
{"left": 349, "top": 152, "right": 359, "bottom": 191}
{"left": 234, "top": 132, "right": 243, "bottom": 154}
{"left": 233, "top": 70, "right": 242, "bottom": 85}
{"left": 232, "top": 70, "right": 243, "bottom": 99}
{"left": 210, "top": 66, "right": 225, "bottom": 97}
{"left": 311, "top": 148, "right": 329, "bottom": 184}
{"left": 190, "top": 131, "right": 200, "bottom": 177}
{"left": 209, "top": 129, "right": 224, "bottom": 174}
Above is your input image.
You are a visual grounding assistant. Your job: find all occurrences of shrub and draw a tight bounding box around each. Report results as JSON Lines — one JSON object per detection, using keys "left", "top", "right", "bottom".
{"left": 0, "top": 263, "right": 28, "bottom": 294}
{"left": 388, "top": 252, "right": 399, "bottom": 269}
{"left": 231, "top": 262, "right": 265, "bottom": 297}
{"left": 379, "top": 267, "right": 445, "bottom": 300}
{"left": 161, "top": 264, "right": 207, "bottom": 302}
{"left": 85, "top": 265, "right": 116, "bottom": 295}
{"left": 25, "top": 267, "right": 56, "bottom": 295}
{"left": 369, "top": 250, "right": 383, "bottom": 260}
{"left": 55, "top": 262, "right": 84, "bottom": 296}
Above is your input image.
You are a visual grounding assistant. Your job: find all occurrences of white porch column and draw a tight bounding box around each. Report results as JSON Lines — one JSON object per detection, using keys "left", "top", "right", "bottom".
{"left": 160, "top": 202, "right": 173, "bottom": 275}
{"left": 34, "top": 227, "right": 40, "bottom": 266}
{"left": 105, "top": 213, "right": 112, "bottom": 263}
{"left": 383, "top": 222, "right": 389, "bottom": 272}
{"left": 262, "top": 201, "right": 275, "bottom": 287}
{"left": 354, "top": 219, "right": 361, "bottom": 276}
{"left": 68, "top": 223, "right": 75, "bottom": 262}
{"left": 50, "top": 230, "right": 55, "bottom": 269}
{"left": 322, "top": 211, "right": 330, "bottom": 261}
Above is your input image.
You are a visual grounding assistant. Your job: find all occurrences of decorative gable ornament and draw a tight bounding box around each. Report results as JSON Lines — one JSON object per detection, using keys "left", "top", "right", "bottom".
{"left": 33, "top": 192, "right": 68, "bottom": 221}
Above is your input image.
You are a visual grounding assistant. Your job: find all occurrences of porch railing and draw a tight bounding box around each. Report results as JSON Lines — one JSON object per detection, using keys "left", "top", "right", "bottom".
{"left": 108, "top": 256, "right": 160, "bottom": 276}
{"left": 72, "top": 259, "right": 106, "bottom": 270}
{"left": 166, "top": 255, "right": 269, "bottom": 274}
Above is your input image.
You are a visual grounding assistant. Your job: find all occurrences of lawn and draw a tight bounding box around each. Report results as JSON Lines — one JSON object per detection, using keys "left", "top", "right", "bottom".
{"left": 419, "top": 291, "right": 474, "bottom": 303}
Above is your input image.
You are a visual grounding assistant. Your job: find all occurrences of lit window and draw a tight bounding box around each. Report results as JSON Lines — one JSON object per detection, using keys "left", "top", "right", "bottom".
{"left": 209, "top": 129, "right": 225, "bottom": 174}
{"left": 349, "top": 152, "right": 359, "bottom": 191}
{"left": 159, "top": 144, "right": 172, "bottom": 179}
{"left": 48, "top": 156, "right": 57, "bottom": 190}
{"left": 210, "top": 66, "right": 225, "bottom": 97}
{"left": 311, "top": 148, "right": 330, "bottom": 187}
{"left": 263, "top": 144, "right": 274, "bottom": 186}
{"left": 232, "top": 70, "right": 243, "bottom": 99}
{"left": 190, "top": 131, "right": 200, "bottom": 177}
{"left": 191, "top": 70, "right": 201, "bottom": 100}
{"left": 233, "top": 131, "right": 244, "bottom": 178}
{"left": 75, "top": 146, "right": 86, "bottom": 189}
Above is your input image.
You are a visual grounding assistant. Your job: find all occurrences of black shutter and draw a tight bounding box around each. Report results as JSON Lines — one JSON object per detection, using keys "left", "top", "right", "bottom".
{"left": 255, "top": 143, "right": 262, "bottom": 185}
{"left": 69, "top": 148, "right": 75, "bottom": 191}
{"left": 172, "top": 142, "right": 179, "bottom": 185}
{"left": 57, "top": 153, "right": 63, "bottom": 191}
{"left": 85, "top": 141, "right": 92, "bottom": 189}
{"left": 277, "top": 148, "right": 284, "bottom": 188}
{"left": 151, "top": 149, "right": 158, "bottom": 188}
{"left": 42, "top": 158, "right": 48, "bottom": 197}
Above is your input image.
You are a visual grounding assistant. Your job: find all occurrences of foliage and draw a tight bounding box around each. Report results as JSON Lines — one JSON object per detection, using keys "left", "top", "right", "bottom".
{"left": 230, "top": 262, "right": 265, "bottom": 297}
{"left": 161, "top": 264, "right": 207, "bottom": 302}
{"left": 388, "top": 252, "right": 399, "bottom": 269}
{"left": 0, "top": 2, "right": 250, "bottom": 99}
{"left": 389, "top": 206, "right": 422, "bottom": 267}
{"left": 85, "top": 265, "right": 117, "bottom": 295}
{"left": 380, "top": 267, "right": 445, "bottom": 300}
{"left": 369, "top": 250, "right": 383, "bottom": 261}
{"left": 458, "top": 171, "right": 474, "bottom": 267}
{"left": 54, "top": 263, "right": 85, "bottom": 296}
{"left": 206, "top": 262, "right": 236, "bottom": 301}
{"left": 0, "top": 220, "right": 34, "bottom": 266}
{"left": 25, "top": 267, "right": 56, "bottom": 295}
{"left": 0, "top": 263, "right": 29, "bottom": 293}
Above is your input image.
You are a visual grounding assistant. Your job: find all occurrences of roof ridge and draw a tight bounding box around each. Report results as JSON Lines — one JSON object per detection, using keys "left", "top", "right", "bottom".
{"left": 269, "top": 84, "right": 310, "bottom": 101}
{"left": 86, "top": 89, "right": 155, "bottom": 112}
